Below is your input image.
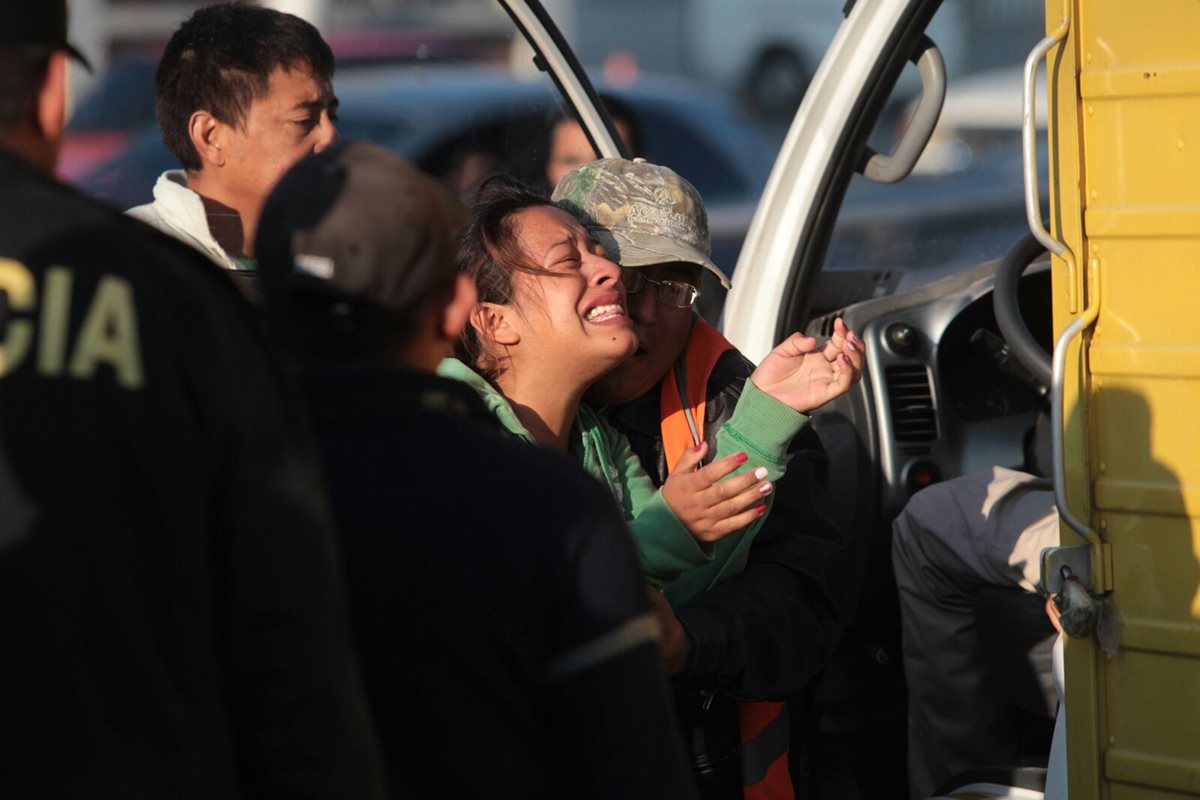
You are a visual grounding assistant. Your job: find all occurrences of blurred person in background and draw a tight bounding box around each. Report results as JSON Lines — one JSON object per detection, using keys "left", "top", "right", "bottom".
{"left": 544, "top": 95, "right": 640, "bottom": 191}
{"left": 255, "top": 139, "right": 697, "bottom": 799}
{"left": 554, "top": 158, "right": 854, "bottom": 799}
{"left": 0, "top": 4, "right": 382, "bottom": 797}
{"left": 128, "top": 2, "right": 338, "bottom": 270}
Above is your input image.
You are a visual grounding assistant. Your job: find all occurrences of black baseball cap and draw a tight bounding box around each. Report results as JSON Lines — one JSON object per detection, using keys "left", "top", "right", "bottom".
{"left": 257, "top": 140, "right": 465, "bottom": 355}
{"left": 0, "top": 2, "right": 93, "bottom": 70}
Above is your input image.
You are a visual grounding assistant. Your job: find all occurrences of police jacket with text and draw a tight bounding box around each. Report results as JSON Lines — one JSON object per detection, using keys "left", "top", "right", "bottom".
{"left": 0, "top": 151, "right": 382, "bottom": 798}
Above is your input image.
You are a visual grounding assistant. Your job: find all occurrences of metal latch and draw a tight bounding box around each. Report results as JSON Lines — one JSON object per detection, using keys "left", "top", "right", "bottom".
{"left": 1042, "top": 546, "right": 1120, "bottom": 656}
{"left": 1041, "top": 544, "right": 1092, "bottom": 594}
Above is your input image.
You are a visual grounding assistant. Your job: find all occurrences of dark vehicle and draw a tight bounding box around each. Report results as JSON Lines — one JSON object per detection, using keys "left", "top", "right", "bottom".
{"left": 74, "top": 66, "right": 774, "bottom": 318}
{"left": 60, "top": 29, "right": 508, "bottom": 182}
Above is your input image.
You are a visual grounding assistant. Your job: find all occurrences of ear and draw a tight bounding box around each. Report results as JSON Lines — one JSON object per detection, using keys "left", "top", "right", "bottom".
{"left": 187, "top": 111, "right": 226, "bottom": 168}
{"left": 470, "top": 302, "right": 520, "bottom": 348}
{"left": 35, "top": 52, "right": 68, "bottom": 145}
{"left": 440, "top": 273, "right": 478, "bottom": 341}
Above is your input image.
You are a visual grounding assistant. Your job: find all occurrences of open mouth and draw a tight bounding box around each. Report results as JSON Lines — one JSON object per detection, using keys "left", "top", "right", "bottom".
{"left": 582, "top": 292, "right": 628, "bottom": 324}
{"left": 585, "top": 303, "right": 627, "bottom": 323}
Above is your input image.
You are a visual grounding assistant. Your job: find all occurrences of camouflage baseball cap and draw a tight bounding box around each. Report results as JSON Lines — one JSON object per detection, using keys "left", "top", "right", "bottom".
{"left": 552, "top": 157, "right": 731, "bottom": 289}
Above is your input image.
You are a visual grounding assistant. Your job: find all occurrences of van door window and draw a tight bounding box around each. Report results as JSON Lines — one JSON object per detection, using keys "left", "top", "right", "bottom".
{"left": 815, "top": 0, "right": 1045, "bottom": 317}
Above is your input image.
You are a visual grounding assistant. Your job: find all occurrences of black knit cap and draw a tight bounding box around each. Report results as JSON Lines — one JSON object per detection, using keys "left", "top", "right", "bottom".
{"left": 0, "top": 1, "right": 93, "bottom": 70}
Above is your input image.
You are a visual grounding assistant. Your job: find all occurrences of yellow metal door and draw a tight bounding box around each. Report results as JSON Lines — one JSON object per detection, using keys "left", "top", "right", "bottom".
{"left": 1047, "top": 1, "right": 1200, "bottom": 796}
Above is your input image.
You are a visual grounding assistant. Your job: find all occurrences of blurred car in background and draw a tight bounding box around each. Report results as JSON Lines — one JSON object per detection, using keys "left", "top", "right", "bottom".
{"left": 570, "top": 0, "right": 846, "bottom": 117}
{"left": 909, "top": 64, "right": 1044, "bottom": 176}
{"left": 61, "top": 47, "right": 161, "bottom": 182}
{"left": 59, "top": 28, "right": 509, "bottom": 182}
{"left": 73, "top": 66, "right": 775, "bottom": 317}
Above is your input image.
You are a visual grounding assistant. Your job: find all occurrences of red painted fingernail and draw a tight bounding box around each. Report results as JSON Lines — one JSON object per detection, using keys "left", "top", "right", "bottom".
{"left": 757, "top": 504, "right": 768, "bottom": 515}
{"left": 735, "top": 452, "right": 749, "bottom": 464}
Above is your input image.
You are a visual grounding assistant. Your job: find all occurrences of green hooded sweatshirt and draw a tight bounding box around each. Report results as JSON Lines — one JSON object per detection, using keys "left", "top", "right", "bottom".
{"left": 438, "top": 358, "right": 808, "bottom": 605}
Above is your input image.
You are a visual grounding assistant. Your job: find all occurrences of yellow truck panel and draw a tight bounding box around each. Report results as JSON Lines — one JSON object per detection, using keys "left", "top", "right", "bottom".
{"left": 1051, "top": 0, "right": 1200, "bottom": 796}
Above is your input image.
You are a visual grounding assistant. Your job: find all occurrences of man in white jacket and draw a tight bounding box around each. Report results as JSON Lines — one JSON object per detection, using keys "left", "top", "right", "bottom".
{"left": 128, "top": 2, "right": 338, "bottom": 270}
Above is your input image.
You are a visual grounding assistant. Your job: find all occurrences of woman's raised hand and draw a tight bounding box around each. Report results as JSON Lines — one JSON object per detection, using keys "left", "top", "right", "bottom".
{"left": 661, "top": 442, "right": 774, "bottom": 543}
{"left": 749, "top": 317, "right": 865, "bottom": 414}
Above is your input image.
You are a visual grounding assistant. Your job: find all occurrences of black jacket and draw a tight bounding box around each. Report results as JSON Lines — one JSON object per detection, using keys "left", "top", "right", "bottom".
{"left": 0, "top": 151, "right": 382, "bottom": 798}
{"left": 298, "top": 366, "right": 696, "bottom": 800}
{"left": 604, "top": 348, "right": 846, "bottom": 700}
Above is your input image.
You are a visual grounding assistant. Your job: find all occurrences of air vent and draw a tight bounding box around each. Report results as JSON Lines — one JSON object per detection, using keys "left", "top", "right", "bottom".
{"left": 885, "top": 364, "right": 937, "bottom": 442}
{"left": 810, "top": 311, "right": 842, "bottom": 338}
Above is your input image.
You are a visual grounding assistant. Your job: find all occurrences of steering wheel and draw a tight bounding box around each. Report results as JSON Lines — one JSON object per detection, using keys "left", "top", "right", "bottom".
{"left": 993, "top": 232, "right": 1052, "bottom": 387}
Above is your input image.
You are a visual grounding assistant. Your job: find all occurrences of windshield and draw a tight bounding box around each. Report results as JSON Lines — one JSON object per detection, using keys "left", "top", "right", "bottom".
{"left": 813, "top": 0, "right": 1046, "bottom": 317}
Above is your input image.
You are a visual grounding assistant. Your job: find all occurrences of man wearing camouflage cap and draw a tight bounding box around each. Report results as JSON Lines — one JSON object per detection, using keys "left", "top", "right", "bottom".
{"left": 555, "top": 158, "right": 857, "bottom": 799}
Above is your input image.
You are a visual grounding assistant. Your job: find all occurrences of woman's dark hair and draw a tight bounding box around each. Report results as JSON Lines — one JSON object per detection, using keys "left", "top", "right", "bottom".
{"left": 456, "top": 175, "right": 556, "bottom": 377}
{"left": 155, "top": 1, "right": 335, "bottom": 170}
{"left": 545, "top": 93, "right": 643, "bottom": 162}
{"left": 597, "top": 93, "right": 643, "bottom": 157}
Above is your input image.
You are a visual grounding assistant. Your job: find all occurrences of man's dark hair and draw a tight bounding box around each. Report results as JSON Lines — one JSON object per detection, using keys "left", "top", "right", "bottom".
{"left": 0, "top": 45, "right": 54, "bottom": 134}
{"left": 155, "top": 1, "right": 334, "bottom": 170}
{"left": 455, "top": 175, "right": 556, "bottom": 377}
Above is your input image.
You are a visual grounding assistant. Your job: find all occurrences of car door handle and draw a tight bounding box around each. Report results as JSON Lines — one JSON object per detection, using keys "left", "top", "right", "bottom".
{"left": 859, "top": 35, "right": 945, "bottom": 185}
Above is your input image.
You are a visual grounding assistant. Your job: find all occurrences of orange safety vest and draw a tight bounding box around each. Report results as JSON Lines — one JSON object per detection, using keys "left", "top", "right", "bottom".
{"left": 659, "top": 319, "right": 795, "bottom": 800}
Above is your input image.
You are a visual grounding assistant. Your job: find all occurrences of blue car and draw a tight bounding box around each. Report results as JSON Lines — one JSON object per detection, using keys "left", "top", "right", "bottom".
{"left": 75, "top": 64, "right": 775, "bottom": 319}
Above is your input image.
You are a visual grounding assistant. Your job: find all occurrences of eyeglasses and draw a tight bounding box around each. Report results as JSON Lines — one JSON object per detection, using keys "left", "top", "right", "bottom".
{"left": 622, "top": 269, "right": 701, "bottom": 309}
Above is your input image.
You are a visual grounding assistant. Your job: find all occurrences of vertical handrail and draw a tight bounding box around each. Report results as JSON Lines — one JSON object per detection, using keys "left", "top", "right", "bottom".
{"left": 1023, "top": 17, "right": 1071, "bottom": 259}
{"left": 1052, "top": 259, "right": 1102, "bottom": 549}
{"left": 1022, "top": 16, "right": 1079, "bottom": 313}
{"left": 1023, "top": 15, "right": 1100, "bottom": 548}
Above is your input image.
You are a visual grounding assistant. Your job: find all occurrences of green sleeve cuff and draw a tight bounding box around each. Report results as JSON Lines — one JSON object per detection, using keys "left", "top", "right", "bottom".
{"left": 632, "top": 491, "right": 715, "bottom": 589}
{"left": 723, "top": 379, "right": 809, "bottom": 465}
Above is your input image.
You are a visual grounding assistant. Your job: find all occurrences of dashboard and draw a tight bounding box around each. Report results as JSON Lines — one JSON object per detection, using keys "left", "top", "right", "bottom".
{"left": 810, "top": 257, "right": 1053, "bottom": 532}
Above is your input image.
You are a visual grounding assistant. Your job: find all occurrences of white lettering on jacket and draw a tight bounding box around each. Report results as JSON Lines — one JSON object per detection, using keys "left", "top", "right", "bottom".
{"left": 0, "top": 259, "right": 144, "bottom": 389}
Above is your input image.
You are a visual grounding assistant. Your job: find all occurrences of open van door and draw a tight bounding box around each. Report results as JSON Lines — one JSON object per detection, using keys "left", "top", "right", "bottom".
{"left": 1035, "top": 2, "right": 1200, "bottom": 797}
{"left": 496, "top": 0, "right": 630, "bottom": 160}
